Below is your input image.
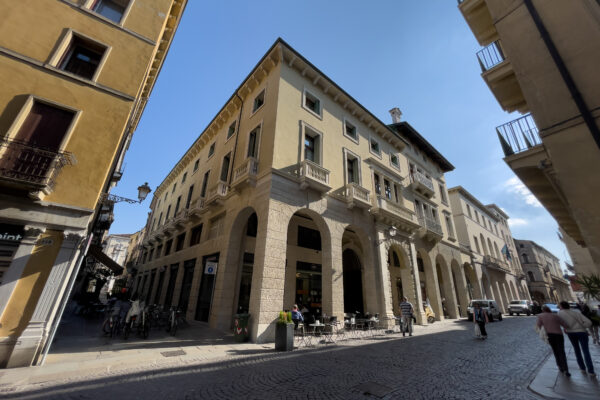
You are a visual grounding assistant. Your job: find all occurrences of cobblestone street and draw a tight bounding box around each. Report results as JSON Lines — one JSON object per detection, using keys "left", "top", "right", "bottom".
{"left": 0, "top": 317, "right": 552, "bottom": 399}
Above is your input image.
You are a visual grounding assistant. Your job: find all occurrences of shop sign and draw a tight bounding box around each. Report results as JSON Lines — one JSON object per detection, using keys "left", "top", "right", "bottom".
{"left": 205, "top": 261, "right": 218, "bottom": 275}
{"left": 0, "top": 223, "right": 24, "bottom": 243}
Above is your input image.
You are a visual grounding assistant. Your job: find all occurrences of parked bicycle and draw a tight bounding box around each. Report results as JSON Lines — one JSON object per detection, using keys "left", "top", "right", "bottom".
{"left": 123, "top": 299, "right": 150, "bottom": 339}
{"left": 166, "top": 307, "right": 186, "bottom": 336}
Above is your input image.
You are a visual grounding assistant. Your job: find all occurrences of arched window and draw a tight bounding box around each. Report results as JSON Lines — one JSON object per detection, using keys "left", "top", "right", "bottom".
{"left": 527, "top": 271, "right": 535, "bottom": 282}
{"left": 522, "top": 253, "right": 529, "bottom": 264}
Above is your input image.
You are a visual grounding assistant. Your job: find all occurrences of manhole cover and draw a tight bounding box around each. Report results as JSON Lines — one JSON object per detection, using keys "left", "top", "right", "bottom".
{"left": 161, "top": 350, "right": 186, "bottom": 357}
{"left": 353, "top": 382, "right": 393, "bottom": 398}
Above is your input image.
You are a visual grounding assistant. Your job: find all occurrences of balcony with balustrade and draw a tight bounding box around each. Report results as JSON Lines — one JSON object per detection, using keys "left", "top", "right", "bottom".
{"left": 370, "top": 196, "right": 420, "bottom": 233}
{"left": 188, "top": 197, "right": 207, "bottom": 218}
{"left": 482, "top": 255, "right": 511, "bottom": 274}
{"left": 205, "top": 181, "right": 229, "bottom": 206}
{"left": 417, "top": 216, "right": 443, "bottom": 242}
{"left": 232, "top": 157, "right": 259, "bottom": 189}
{"left": 0, "top": 137, "right": 76, "bottom": 196}
{"left": 339, "top": 182, "right": 371, "bottom": 209}
{"left": 477, "top": 40, "right": 527, "bottom": 113}
{"left": 296, "top": 160, "right": 330, "bottom": 193}
{"left": 409, "top": 171, "right": 435, "bottom": 198}
{"left": 496, "top": 114, "right": 584, "bottom": 245}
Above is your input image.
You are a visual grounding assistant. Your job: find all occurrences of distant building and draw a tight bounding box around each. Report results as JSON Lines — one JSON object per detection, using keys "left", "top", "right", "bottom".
{"left": 458, "top": 0, "right": 600, "bottom": 276}
{"left": 514, "top": 239, "right": 573, "bottom": 303}
{"left": 448, "top": 186, "right": 529, "bottom": 313}
{"left": 103, "top": 234, "right": 131, "bottom": 267}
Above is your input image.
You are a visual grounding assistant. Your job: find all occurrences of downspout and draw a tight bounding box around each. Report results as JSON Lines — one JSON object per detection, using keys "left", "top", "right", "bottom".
{"left": 227, "top": 93, "right": 245, "bottom": 186}
{"left": 523, "top": 0, "right": 600, "bottom": 150}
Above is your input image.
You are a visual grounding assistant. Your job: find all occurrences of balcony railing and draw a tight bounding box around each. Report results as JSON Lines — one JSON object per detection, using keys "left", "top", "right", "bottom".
{"left": 413, "top": 171, "right": 434, "bottom": 192}
{"left": 232, "top": 157, "right": 258, "bottom": 187}
{"left": 343, "top": 182, "right": 370, "bottom": 208}
{"left": 205, "top": 181, "right": 228, "bottom": 205}
{"left": 0, "top": 137, "right": 76, "bottom": 193}
{"left": 418, "top": 216, "right": 443, "bottom": 237}
{"left": 409, "top": 170, "right": 434, "bottom": 198}
{"left": 476, "top": 40, "right": 505, "bottom": 71}
{"left": 296, "top": 160, "right": 330, "bottom": 192}
{"left": 482, "top": 255, "right": 511, "bottom": 273}
{"left": 496, "top": 113, "right": 541, "bottom": 156}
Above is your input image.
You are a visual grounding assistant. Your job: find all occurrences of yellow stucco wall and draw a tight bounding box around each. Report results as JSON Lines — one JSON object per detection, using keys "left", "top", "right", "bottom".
{"left": 0, "top": 230, "right": 64, "bottom": 338}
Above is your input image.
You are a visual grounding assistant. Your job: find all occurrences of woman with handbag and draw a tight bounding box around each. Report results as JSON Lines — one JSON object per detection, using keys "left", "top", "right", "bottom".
{"left": 537, "top": 305, "right": 570, "bottom": 376}
{"left": 472, "top": 303, "right": 489, "bottom": 340}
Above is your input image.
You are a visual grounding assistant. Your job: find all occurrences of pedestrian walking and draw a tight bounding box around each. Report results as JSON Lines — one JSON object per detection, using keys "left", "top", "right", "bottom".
{"left": 472, "top": 303, "right": 488, "bottom": 340}
{"left": 537, "top": 305, "right": 570, "bottom": 376}
{"left": 399, "top": 297, "right": 414, "bottom": 337}
{"left": 558, "top": 301, "right": 595, "bottom": 376}
{"left": 582, "top": 304, "right": 599, "bottom": 345}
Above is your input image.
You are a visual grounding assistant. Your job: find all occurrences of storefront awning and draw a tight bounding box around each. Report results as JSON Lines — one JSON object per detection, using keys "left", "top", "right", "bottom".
{"left": 88, "top": 245, "right": 124, "bottom": 275}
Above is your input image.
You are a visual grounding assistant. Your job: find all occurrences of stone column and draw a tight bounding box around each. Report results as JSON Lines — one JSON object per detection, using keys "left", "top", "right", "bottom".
{"left": 439, "top": 261, "right": 459, "bottom": 319}
{"left": 408, "top": 240, "right": 426, "bottom": 324}
{"left": 452, "top": 263, "right": 470, "bottom": 317}
{"left": 322, "top": 223, "right": 344, "bottom": 321}
{"left": 370, "top": 231, "right": 395, "bottom": 328}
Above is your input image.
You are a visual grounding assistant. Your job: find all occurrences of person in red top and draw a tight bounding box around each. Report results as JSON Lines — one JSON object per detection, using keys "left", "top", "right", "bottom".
{"left": 537, "top": 305, "right": 570, "bottom": 376}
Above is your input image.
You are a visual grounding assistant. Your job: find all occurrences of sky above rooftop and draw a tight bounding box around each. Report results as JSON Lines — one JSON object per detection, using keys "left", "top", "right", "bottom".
{"left": 109, "top": 0, "right": 571, "bottom": 272}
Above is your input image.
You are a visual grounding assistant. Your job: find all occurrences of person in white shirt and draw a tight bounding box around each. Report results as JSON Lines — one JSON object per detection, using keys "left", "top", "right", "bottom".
{"left": 558, "top": 301, "right": 595, "bottom": 376}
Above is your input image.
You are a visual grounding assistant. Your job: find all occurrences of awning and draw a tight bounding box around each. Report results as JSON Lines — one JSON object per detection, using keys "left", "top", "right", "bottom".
{"left": 88, "top": 245, "right": 124, "bottom": 275}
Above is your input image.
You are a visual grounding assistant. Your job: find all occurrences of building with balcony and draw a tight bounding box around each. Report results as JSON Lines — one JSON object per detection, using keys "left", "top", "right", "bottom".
{"left": 514, "top": 239, "right": 574, "bottom": 304}
{"left": 0, "top": 0, "right": 186, "bottom": 368}
{"left": 132, "top": 38, "right": 481, "bottom": 344}
{"left": 448, "top": 186, "right": 529, "bottom": 313}
{"left": 458, "top": 0, "right": 600, "bottom": 277}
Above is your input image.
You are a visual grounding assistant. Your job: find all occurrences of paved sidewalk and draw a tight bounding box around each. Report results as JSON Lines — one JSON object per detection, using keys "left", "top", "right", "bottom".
{"left": 530, "top": 339, "right": 600, "bottom": 400}
{"left": 0, "top": 317, "right": 468, "bottom": 393}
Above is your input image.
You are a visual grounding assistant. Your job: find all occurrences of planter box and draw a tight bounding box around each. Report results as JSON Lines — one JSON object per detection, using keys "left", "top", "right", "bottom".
{"left": 275, "top": 323, "right": 294, "bottom": 351}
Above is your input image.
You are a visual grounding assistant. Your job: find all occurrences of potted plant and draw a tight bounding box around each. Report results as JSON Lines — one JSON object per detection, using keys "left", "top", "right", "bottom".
{"left": 275, "top": 311, "right": 294, "bottom": 351}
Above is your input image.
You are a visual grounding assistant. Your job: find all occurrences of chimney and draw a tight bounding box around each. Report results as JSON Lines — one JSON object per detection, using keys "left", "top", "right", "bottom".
{"left": 389, "top": 107, "right": 402, "bottom": 124}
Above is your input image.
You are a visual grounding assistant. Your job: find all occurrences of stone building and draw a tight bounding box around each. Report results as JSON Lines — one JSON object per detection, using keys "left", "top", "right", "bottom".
{"left": 448, "top": 186, "right": 529, "bottom": 313}
{"left": 514, "top": 239, "right": 573, "bottom": 303}
{"left": 134, "top": 38, "right": 480, "bottom": 343}
{"left": 0, "top": 0, "right": 186, "bottom": 368}
{"left": 458, "top": 0, "right": 600, "bottom": 275}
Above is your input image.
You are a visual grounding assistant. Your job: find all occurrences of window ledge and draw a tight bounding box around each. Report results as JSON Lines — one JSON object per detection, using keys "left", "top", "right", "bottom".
{"left": 302, "top": 104, "right": 323, "bottom": 120}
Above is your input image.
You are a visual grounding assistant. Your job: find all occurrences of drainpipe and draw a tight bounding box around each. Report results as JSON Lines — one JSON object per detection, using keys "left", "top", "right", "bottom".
{"left": 523, "top": 0, "right": 600, "bottom": 150}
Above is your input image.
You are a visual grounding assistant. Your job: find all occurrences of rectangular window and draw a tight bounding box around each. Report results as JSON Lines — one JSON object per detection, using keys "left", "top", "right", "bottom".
{"left": 394, "top": 184, "right": 400, "bottom": 203}
{"left": 208, "top": 142, "right": 215, "bottom": 158}
{"left": 445, "top": 214, "right": 455, "bottom": 238}
{"left": 220, "top": 153, "right": 231, "bottom": 182}
{"left": 346, "top": 154, "right": 359, "bottom": 184}
{"left": 182, "top": 172, "right": 187, "bottom": 184}
{"left": 369, "top": 137, "right": 381, "bottom": 156}
{"left": 466, "top": 204, "right": 472, "bottom": 218}
{"left": 247, "top": 126, "right": 260, "bottom": 158}
{"left": 227, "top": 121, "right": 236, "bottom": 139}
{"left": 201, "top": 171, "right": 210, "bottom": 197}
{"left": 156, "top": 244, "right": 163, "bottom": 259}
{"left": 59, "top": 34, "right": 106, "bottom": 80}
{"left": 374, "top": 173, "right": 381, "bottom": 195}
{"left": 252, "top": 89, "right": 265, "bottom": 113}
{"left": 297, "top": 226, "right": 321, "bottom": 251}
{"left": 303, "top": 89, "right": 321, "bottom": 117}
{"left": 475, "top": 211, "right": 480, "bottom": 223}
{"left": 390, "top": 154, "right": 400, "bottom": 169}
{"left": 190, "top": 224, "right": 203, "bottom": 246}
{"left": 158, "top": 212, "right": 163, "bottom": 226}
{"left": 164, "top": 239, "right": 173, "bottom": 256}
{"left": 185, "top": 185, "right": 194, "bottom": 208}
{"left": 151, "top": 218, "right": 156, "bottom": 232}
{"left": 193, "top": 159, "right": 200, "bottom": 171}
{"left": 174, "top": 196, "right": 181, "bottom": 216}
{"left": 473, "top": 236, "right": 480, "bottom": 253}
{"left": 344, "top": 119, "right": 358, "bottom": 142}
{"left": 172, "top": 183, "right": 176, "bottom": 194}
{"left": 303, "top": 125, "right": 321, "bottom": 164}
{"left": 439, "top": 184, "right": 447, "bottom": 203}
{"left": 91, "top": 0, "right": 129, "bottom": 23}
{"left": 384, "top": 178, "right": 392, "bottom": 200}
{"left": 165, "top": 205, "right": 171, "bottom": 220}
{"left": 175, "top": 233, "right": 186, "bottom": 252}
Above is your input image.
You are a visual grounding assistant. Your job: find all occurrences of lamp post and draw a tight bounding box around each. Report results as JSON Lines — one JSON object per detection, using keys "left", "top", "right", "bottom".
{"left": 376, "top": 226, "right": 398, "bottom": 245}
{"left": 102, "top": 182, "right": 152, "bottom": 204}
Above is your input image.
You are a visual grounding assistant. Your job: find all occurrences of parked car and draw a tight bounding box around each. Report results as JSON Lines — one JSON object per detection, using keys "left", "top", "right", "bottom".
{"left": 466, "top": 299, "right": 503, "bottom": 322}
{"left": 508, "top": 300, "right": 533, "bottom": 316}
{"left": 543, "top": 303, "right": 559, "bottom": 313}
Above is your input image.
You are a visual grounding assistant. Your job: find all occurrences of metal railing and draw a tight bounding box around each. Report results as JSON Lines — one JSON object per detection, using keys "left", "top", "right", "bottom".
{"left": 476, "top": 40, "right": 506, "bottom": 71}
{"left": 418, "top": 216, "right": 443, "bottom": 236}
{"left": 0, "top": 137, "right": 76, "bottom": 191}
{"left": 411, "top": 170, "right": 434, "bottom": 192}
{"left": 496, "top": 113, "right": 541, "bottom": 156}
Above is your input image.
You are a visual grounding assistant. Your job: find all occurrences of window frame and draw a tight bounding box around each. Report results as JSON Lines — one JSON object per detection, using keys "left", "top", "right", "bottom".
{"left": 193, "top": 159, "right": 200, "bottom": 172}
{"left": 226, "top": 120, "right": 237, "bottom": 141}
{"left": 220, "top": 152, "right": 231, "bottom": 182}
{"left": 49, "top": 29, "right": 110, "bottom": 83}
{"left": 207, "top": 142, "right": 216, "bottom": 159}
{"left": 343, "top": 148, "right": 362, "bottom": 186}
{"left": 301, "top": 121, "right": 323, "bottom": 165}
{"left": 251, "top": 88, "right": 266, "bottom": 115}
{"left": 369, "top": 136, "right": 382, "bottom": 159}
{"left": 86, "top": 0, "right": 134, "bottom": 25}
{"left": 301, "top": 88, "right": 323, "bottom": 119}
{"left": 389, "top": 153, "right": 400, "bottom": 171}
{"left": 246, "top": 122, "right": 262, "bottom": 160}
{"left": 342, "top": 117, "right": 359, "bottom": 144}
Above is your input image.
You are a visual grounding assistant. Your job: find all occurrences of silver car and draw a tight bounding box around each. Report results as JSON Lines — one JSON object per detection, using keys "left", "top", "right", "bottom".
{"left": 466, "top": 299, "right": 503, "bottom": 322}
{"left": 508, "top": 300, "right": 532, "bottom": 316}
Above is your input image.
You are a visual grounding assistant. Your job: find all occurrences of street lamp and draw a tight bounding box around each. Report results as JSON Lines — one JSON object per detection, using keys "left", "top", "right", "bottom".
{"left": 376, "top": 226, "right": 398, "bottom": 245}
{"left": 102, "top": 182, "right": 152, "bottom": 204}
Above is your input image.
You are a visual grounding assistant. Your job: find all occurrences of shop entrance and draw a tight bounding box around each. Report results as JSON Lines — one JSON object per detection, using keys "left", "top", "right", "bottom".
{"left": 342, "top": 249, "right": 363, "bottom": 315}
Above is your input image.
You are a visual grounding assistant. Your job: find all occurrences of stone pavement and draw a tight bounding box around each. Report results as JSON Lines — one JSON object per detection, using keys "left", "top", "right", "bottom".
{"left": 0, "top": 316, "right": 560, "bottom": 399}
{"left": 529, "top": 337, "right": 600, "bottom": 400}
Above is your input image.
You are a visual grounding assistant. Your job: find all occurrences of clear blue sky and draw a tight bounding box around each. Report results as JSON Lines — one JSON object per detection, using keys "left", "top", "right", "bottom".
{"left": 110, "top": 0, "right": 571, "bottom": 272}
